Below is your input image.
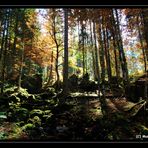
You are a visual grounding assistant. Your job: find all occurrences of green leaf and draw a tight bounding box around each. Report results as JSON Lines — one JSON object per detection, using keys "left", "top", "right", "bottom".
{"left": 0, "top": 115, "right": 7, "bottom": 119}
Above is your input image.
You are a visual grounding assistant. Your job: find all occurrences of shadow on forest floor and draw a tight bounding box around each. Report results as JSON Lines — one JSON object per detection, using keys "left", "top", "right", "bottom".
{"left": 0, "top": 89, "right": 148, "bottom": 141}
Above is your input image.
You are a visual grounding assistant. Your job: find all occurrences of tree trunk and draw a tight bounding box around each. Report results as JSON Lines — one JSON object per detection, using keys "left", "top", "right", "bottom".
{"left": 52, "top": 12, "right": 60, "bottom": 89}
{"left": 63, "top": 8, "right": 69, "bottom": 97}
{"left": 49, "top": 51, "right": 54, "bottom": 83}
{"left": 82, "top": 23, "right": 85, "bottom": 77}
{"left": 137, "top": 16, "right": 147, "bottom": 72}
{"left": 0, "top": 18, "right": 6, "bottom": 93}
{"left": 18, "top": 9, "right": 25, "bottom": 90}
{"left": 114, "top": 9, "right": 129, "bottom": 87}
{"left": 103, "top": 25, "right": 112, "bottom": 83}
{"left": 111, "top": 10, "right": 120, "bottom": 79}
{"left": 93, "top": 21, "right": 100, "bottom": 82}
{"left": 55, "top": 46, "right": 59, "bottom": 88}
{"left": 141, "top": 9, "right": 148, "bottom": 60}
{"left": 18, "top": 41, "right": 25, "bottom": 90}
{"left": 106, "top": 28, "right": 112, "bottom": 81}
{"left": 98, "top": 16, "right": 107, "bottom": 116}
{"left": 89, "top": 20, "right": 97, "bottom": 80}
{"left": 0, "top": 9, "right": 9, "bottom": 94}
{"left": 13, "top": 10, "right": 19, "bottom": 55}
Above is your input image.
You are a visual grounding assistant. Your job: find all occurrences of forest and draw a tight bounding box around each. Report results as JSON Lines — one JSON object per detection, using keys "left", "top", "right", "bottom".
{"left": 0, "top": 8, "right": 147, "bottom": 141}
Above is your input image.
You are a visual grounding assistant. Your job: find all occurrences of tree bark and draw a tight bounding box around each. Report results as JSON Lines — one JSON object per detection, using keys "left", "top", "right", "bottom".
{"left": 93, "top": 21, "right": 100, "bottom": 82}
{"left": 98, "top": 15, "right": 107, "bottom": 116}
{"left": 137, "top": 16, "right": 147, "bottom": 72}
{"left": 141, "top": 9, "right": 148, "bottom": 60}
{"left": 89, "top": 20, "right": 97, "bottom": 80}
{"left": 114, "top": 9, "right": 129, "bottom": 87}
{"left": 49, "top": 51, "right": 54, "bottom": 83}
{"left": 52, "top": 12, "right": 60, "bottom": 89}
{"left": 63, "top": 8, "right": 69, "bottom": 97}
{"left": 0, "top": 9, "right": 10, "bottom": 94}
{"left": 18, "top": 41, "right": 25, "bottom": 90}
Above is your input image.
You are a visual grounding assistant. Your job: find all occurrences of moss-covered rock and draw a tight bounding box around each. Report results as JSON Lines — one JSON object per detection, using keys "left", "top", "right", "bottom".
{"left": 22, "top": 123, "right": 35, "bottom": 131}
{"left": 28, "top": 116, "right": 42, "bottom": 126}
{"left": 30, "top": 109, "right": 43, "bottom": 118}
{"left": 42, "top": 110, "right": 53, "bottom": 123}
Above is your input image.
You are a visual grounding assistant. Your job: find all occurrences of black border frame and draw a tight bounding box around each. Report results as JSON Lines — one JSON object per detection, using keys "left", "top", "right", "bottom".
{"left": 0, "top": 1, "right": 148, "bottom": 144}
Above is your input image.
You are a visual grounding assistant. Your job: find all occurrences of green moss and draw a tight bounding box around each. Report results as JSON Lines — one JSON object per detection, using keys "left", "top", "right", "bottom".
{"left": 18, "top": 87, "right": 31, "bottom": 98}
{"left": 44, "top": 110, "right": 52, "bottom": 115}
{"left": 22, "top": 123, "right": 35, "bottom": 131}
{"left": 140, "top": 125, "right": 148, "bottom": 135}
{"left": 30, "top": 109, "right": 43, "bottom": 118}
{"left": 27, "top": 116, "right": 41, "bottom": 126}
{"left": 4, "top": 86, "right": 18, "bottom": 94}
{"left": 0, "top": 132, "right": 7, "bottom": 140}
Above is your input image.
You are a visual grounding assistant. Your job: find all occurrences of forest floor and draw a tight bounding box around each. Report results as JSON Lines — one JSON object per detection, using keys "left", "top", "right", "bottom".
{"left": 0, "top": 93, "right": 148, "bottom": 141}
{"left": 68, "top": 96, "right": 148, "bottom": 141}
{"left": 42, "top": 95, "right": 148, "bottom": 141}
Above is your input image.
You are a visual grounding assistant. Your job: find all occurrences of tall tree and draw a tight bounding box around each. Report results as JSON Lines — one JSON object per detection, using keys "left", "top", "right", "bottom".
{"left": 141, "top": 9, "right": 148, "bottom": 60}
{"left": 98, "top": 14, "right": 107, "bottom": 116}
{"left": 63, "top": 8, "right": 69, "bottom": 97}
{"left": 0, "top": 9, "right": 10, "bottom": 94}
{"left": 114, "top": 9, "right": 129, "bottom": 88}
{"left": 46, "top": 9, "right": 63, "bottom": 89}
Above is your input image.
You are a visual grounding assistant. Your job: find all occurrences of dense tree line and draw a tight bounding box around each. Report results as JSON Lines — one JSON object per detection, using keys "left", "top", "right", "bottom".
{"left": 0, "top": 8, "right": 147, "bottom": 112}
